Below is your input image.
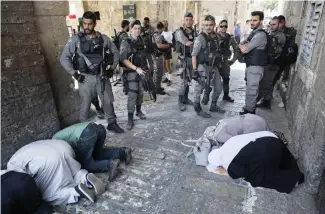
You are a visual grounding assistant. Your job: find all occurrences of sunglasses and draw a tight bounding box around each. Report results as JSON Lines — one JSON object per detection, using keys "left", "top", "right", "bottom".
{"left": 219, "top": 25, "right": 228, "bottom": 28}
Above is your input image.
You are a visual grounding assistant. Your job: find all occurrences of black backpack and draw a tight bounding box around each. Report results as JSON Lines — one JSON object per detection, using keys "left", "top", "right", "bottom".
{"left": 282, "top": 27, "right": 298, "bottom": 65}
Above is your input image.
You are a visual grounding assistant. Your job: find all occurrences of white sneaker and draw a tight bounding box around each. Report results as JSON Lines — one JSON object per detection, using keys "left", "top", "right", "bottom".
{"left": 278, "top": 101, "right": 284, "bottom": 108}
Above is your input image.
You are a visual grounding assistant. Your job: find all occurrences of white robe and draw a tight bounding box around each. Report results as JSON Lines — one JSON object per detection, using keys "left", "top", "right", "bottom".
{"left": 7, "top": 139, "right": 88, "bottom": 205}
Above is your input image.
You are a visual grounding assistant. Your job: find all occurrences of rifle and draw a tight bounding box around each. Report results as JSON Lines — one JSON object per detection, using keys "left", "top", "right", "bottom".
{"left": 194, "top": 24, "right": 198, "bottom": 37}
{"left": 201, "top": 43, "right": 215, "bottom": 105}
{"left": 182, "top": 44, "right": 192, "bottom": 90}
{"left": 100, "top": 46, "right": 106, "bottom": 103}
{"left": 144, "top": 56, "right": 156, "bottom": 102}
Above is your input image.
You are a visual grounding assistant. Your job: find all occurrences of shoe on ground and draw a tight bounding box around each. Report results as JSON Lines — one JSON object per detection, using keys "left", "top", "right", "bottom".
{"left": 107, "top": 122, "right": 124, "bottom": 133}
{"left": 197, "top": 111, "right": 211, "bottom": 118}
{"left": 86, "top": 173, "right": 105, "bottom": 196}
{"left": 108, "top": 159, "right": 120, "bottom": 182}
{"left": 75, "top": 183, "right": 96, "bottom": 203}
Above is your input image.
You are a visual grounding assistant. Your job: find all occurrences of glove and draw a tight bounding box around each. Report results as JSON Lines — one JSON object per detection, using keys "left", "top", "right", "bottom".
{"left": 73, "top": 72, "right": 85, "bottom": 83}
{"left": 192, "top": 70, "right": 200, "bottom": 81}
{"left": 228, "top": 60, "right": 235, "bottom": 66}
{"left": 104, "top": 68, "right": 114, "bottom": 79}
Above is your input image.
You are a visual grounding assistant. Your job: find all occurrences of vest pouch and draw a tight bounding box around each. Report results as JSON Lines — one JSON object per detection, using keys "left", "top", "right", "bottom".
{"left": 132, "top": 55, "right": 143, "bottom": 67}
{"left": 85, "top": 55, "right": 102, "bottom": 75}
{"left": 194, "top": 138, "right": 211, "bottom": 166}
{"left": 72, "top": 53, "right": 79, "bottom": 70}
{"left": 175, "top": 41, "right": 182, "bottom": 53}
{"left": 104, "top": 52, "right": 114, "bottom": 66}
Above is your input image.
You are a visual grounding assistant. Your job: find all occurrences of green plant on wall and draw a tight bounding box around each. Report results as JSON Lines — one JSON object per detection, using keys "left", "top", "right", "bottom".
{"left": 262, "top": 0, "right": 279, "bottom": 12}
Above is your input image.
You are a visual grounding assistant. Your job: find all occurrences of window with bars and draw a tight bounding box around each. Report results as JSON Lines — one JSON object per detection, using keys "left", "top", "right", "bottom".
{"left": 300, "top": 1, "right": 324, "bottom": 66}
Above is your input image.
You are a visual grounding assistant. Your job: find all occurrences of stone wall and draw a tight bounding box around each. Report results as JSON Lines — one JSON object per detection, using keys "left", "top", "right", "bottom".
{"left": 33, "top": 1, "right": 80, "bottom": 126}
{"left": 1, "top": 2, "right": 60, "bottom": 165}
{"left": 282, "top": 1, "right": 325, "bottom": 212}
{"left": 82, "top": 0, "right": 251, "bottom": 36}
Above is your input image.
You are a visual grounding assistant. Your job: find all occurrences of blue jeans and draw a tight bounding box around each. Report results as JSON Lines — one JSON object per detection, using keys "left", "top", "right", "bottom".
{"left": 76, "top": 123, "right": 122, "bottom": 173}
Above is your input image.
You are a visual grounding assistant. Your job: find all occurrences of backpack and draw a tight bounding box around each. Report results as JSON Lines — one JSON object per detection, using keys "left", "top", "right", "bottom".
{"left": 281, "top": 27, "right": 298, "bottom": 65}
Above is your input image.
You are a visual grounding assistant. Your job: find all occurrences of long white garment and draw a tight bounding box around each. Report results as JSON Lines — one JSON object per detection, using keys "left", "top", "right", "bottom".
{"left": 161, "top": 31, "right": 173, "bottom": 43}
{"left": 208, "top": 131, "right": 277, "bottom": 170}
{"left": 7, "top": 139, "right": 88, "bottom": 205}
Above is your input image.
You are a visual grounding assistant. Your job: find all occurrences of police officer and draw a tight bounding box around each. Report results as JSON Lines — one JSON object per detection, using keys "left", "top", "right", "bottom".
{"left": 152, "top": 22, "right": 170, "bottom": 94}
{"left": 238, "top": 11, "right": 268, "bottom": 115}
{"left": 60, "top": 11, "right": 124, "bottom": 133}
{"left": 256, "top": 16, "right": 286, "bottom": 109}
{"left": 118, "top": 20, "right": 130, "bottom": 45}
{"left": 175, "top": 12, "right": 196, "bottom": 111}
{"left": 192, "top": 15, "right": 225, "bottom": 118}
{"left": 217, "top": 19, "right": 239, "bottom": 102}
{"left": 120, "top": 20, "right": 147, "bottom": 130}
{"left": 275, "top": 15, "right": 297, "bottom": 83}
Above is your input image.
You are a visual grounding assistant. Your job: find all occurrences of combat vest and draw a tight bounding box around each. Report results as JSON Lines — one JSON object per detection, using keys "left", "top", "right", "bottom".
{"left": 153, "top": 32, "right": 169, "bottom": 57}
{"left": 244, "top": 29, "right": 268, "bottom": 67}
{"left": 197, "top": 33, "right": 222, "bottom": 66}
{"left": 76, "top": 32, "right": 104, "bottom": 75}
{"left": 268, "top": 31, "right": 284, "bottom": 64}
{"left": 175, "top": 27, "right": 195, "bottom": 57}
{"left": 124, "top": 37, "right": 147, "bottom": 69}
{"left": 141, "top": 26, "right": 154, "bottom": 54}
{"left": 217, "top": 33, "right": 232, "bottom": 60}
{"left": 281, "top": 27, "right": 298, "bottom": 65}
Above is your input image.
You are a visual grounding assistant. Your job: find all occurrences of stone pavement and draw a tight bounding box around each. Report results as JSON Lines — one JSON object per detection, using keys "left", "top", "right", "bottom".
{"left": 64, "top": 62, "right": 318, "bottom": 214}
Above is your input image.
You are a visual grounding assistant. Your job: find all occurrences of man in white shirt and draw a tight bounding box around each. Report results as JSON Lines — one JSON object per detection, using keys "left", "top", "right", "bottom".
{"left": 161, "top": 20, "right": 173, "bottom": 85}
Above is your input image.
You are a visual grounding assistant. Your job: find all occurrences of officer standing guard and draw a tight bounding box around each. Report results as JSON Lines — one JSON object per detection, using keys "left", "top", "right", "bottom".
{"left": 120, "top": 20, "right": 148, "bottom": 130}
{"left": 152, "top": 22, "right": 170, "bottom": 94}
{"left": 175, "top": 12, "right": 196, "bottom": 111}
{"left": 256, "top": 16, "right": 286, "bottom": 109}
{"left": 60, "top": 11, "right": 124, "bottom": 133}
{"left": 192, "top": 15, "right": 225, "bottom": 118}
{"left": 217, "top": 19, "right": 239, "bottom": 102}
{"left": 239, "top": 11, "right": 268, "bottom": 115}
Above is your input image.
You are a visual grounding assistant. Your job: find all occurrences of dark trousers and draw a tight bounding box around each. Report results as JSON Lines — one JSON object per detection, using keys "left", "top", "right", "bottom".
{"left": 1, "top": 171, "right": 53, "bottom": 214}
{"left": 76, "top": 123, "right": 122, "bottom": 173}
{"left": 228, "top": 137, "right": 303, "bottom": 193}
{"left": 235, "top": 36, "right": 240, "bottom": 44}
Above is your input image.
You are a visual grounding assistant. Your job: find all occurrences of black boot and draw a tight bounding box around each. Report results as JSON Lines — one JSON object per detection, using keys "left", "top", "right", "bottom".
{"left": 136, "top": 105, "right": 146, "bottom": 120}
{"left": 157, "top": 88, "right": 167, "bottom": 95}
{"left": 209, "top": 101, "right": 225, "bottom": 113}
{"left": 201, "top": 87, "right": 212, "bottom": 105}
{"left": 184, "top": 86, "right": 193, "bottom": 105}
{"left": 256, "top": 100, "right": 271, "bottom": 109}
{"left": 127, "top": 113, "right": 134, "bottom": 130}
{"left": 193, "top": 102, "right": 211, "bottom": 118}
{"left": 120, "top": 147, "right": 132, "bottom": 165}
{"left": 179, "top": 95, "right": 186, "bottom": 111}
{"left": 107, "top": 122, "right": 124, "bottom": 133}
{"left": 107, "top": 159, "right": 120, "bottom": 181}
{"left": 223, "top": 92, "right": 234, "bottom": 102}
{"left": 239, "top": 108, "right": 256, "bottom": 115}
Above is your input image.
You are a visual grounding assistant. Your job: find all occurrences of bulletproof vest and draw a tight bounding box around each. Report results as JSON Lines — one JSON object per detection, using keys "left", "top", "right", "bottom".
{"left": 281, "top": 27, "right": 298, "bottom": 63}
{"left": 141, "top": 26, "right": 154, "bottom": 53}
{"left": 125, "top": 37, "right": 146, "bottom": 68}
{"left": 77, "top": 32, "right": 104, "bottom": 75}
{"left": 217, "top": 33, "right": 232, "bottom": 59}
{"left": 175, "top": 27, "right": 195, "bottom": 57}
{"left": 269, "top": 31, "right": 283, "bottom": 62}
{"left": 153, "top": 32, "right": 169, "bottom": 57}
{"left": 198, "top": 33, "right": 222, "bottom": 66}
{"left": 245, "top": 29, "right": 268, "bottom": 67}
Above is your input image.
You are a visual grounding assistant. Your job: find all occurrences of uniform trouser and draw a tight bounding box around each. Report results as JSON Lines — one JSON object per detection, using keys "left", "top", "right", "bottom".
{"left": 258, "top": 64, "right": 279, "bottom": 101}
{"left": 273, "top": 64, "right": 290, "bottom": 86}
{"left": 152, "top": 55, "right": 164, "bottom": 90}
{"left": 179, "top": 57, "right": 193, "bottom": 96}
{"left": 219, "top": 61, "right": 231, "bottom": 93}
{"left": 79, "top": 73, "right": 116, "bottom": 124}
{"left": 244, "top": 66, "right": 264, "bottom": 112}
{"left": 76, "top": 123, "right": 122, "bottom": 173}
{"left": 193, "top": 64, "right": 222, "bottom": 103}
{"left": 126, "top": 71, "right": 144, "bottom": 113}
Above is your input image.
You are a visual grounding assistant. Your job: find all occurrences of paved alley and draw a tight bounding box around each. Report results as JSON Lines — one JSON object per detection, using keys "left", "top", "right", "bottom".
{"left": 64, "top": 62, "right": 318, "bottom": 214}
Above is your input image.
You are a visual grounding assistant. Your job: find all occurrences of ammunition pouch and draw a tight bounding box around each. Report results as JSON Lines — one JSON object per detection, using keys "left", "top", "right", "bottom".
{"left": 104, "top": 52, "right": 114, "bottom": 66}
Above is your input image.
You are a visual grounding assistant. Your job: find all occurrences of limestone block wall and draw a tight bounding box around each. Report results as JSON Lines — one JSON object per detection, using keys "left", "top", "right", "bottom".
{"left": 282, "top": 1, "right": 325, "bottom": 212}
{"left": 1, "top": 2, "right": 60, "bottom": 166}
{"left": 33, "top": 1, "right": 80, "bottom": 126}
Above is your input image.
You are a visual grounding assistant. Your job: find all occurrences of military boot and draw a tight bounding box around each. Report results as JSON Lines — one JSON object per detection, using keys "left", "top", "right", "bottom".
{"left": 107, "top": 122, "right": 124, "bottom": 133}
{"left": 136, "top": 105, "right": 146, "bottom": 120}
{"left": 179, "top": 95, "right": 186, "bottom": 111}
{"left": 223, "top": 92, "right": 234, "bottom": 102}
{"left": 209, "top": 101, "right": 225, "bottom": 113}
{"left": 201, "top": 87, "right": 212, "bottom": 105}
{"left": 127, "top": 113, "right": 134, "bottom": 130}
{"left": 193, "top": 102, "right": 211, "bottom": 118}
{"left": 239, "top": 108, "right": 256, "bottom": 115}
{"left": 183, "top": 86, "right": 193, "bottom": 105}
